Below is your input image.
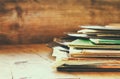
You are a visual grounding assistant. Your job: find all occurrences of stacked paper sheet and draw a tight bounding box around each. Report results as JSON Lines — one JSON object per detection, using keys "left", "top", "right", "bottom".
{"left": 49, "top": 24, "right": 120, "bottom": 72}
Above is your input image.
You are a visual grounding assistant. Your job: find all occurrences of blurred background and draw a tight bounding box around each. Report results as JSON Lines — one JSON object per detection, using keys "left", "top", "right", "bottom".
{"left": 0, "top": 0, "right": 120, "bottom": 44}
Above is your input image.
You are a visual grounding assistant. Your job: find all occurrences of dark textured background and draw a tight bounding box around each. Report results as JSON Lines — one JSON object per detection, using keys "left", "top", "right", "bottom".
{"left": 0, "top": 0, "right": 120, "bottom": 44}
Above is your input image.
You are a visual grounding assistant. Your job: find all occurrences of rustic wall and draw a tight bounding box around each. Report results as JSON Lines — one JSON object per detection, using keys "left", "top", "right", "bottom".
{"left": 0, "top": 0, "right": 120, "bottom": 44}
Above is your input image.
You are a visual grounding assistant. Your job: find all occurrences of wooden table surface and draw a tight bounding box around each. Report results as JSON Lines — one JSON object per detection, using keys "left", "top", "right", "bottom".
{"left": 0, "top": 44, "right": 120, "bottom": 79}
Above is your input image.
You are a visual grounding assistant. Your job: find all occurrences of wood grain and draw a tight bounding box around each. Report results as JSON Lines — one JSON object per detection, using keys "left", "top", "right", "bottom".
{"left": 0, "top": 0, "right": 120, "bottom": 44}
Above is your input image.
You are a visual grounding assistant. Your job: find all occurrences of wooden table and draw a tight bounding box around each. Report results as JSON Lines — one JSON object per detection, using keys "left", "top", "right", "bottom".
{"left": 0, "top": 44, "right": 120, "bottom": 79}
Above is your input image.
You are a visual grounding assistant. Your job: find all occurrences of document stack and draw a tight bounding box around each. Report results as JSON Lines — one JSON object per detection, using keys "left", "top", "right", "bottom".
{"left": 50, "top": 25, "right": 120, "bottom": 72}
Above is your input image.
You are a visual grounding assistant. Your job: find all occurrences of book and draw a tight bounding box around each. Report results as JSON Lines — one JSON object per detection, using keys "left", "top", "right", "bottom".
{"left": 69, "top": 47, "right": 120, "bottom": 57}
{"left": 53, "top": 37, "right": 79, "bottom": 46}
{"left": 68, "top": 39, "right": 120, "bottom": 49}
{"left": 54, "top": 58, "right": 120, "bottom": 72}
{"left": 51, "top": 24, "right": 120, "bottom": 72}
{"left": 96, "top": 34, "right": 120, "bottom": 37}
{"left": 57, "top": 64, "right": 120, "bottom": 72}
{"left": 67, "top": 33, "right": 120, "bottom": 39}
{"left": 77, "top": 29, "right": 98, "bottom": 33}
{"left": 52, "top": 46, "right": 69, "bottom": 60}
{"left": 67, "top": 33, "right": 88, "bottom": 38}
{"left": 90, "top": 38, "right": 120, "bottom": 45}
{"left": 77, "top": 29, "right": 120, "bottom": 34}
{"left": 80, "top": 25, "right": 120, "bottom": 30}
{"left": 106, "top": 23, "right": 120, "bottom": 29}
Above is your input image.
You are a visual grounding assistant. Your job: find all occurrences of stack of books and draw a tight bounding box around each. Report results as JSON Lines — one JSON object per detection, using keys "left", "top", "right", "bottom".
{"left": 50, "top": 25, "right": 120, "bottom": 72}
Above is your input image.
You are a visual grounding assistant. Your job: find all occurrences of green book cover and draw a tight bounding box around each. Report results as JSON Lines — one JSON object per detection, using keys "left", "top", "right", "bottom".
{"left": 69, "top": 39, "right": 93, "bottom": 45}
{"left": 90, "top": 39, "right": 120, "bottom": 44}
{"left": 68, "top": 39, "right": 120, "bottom": 49}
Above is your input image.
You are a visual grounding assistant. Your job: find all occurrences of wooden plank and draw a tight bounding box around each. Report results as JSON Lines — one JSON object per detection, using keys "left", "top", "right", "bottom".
{"left": 0, "top": 55, "right": 12, "bottom": 79}
{"left": 1, "top": 0, "right": 120, "bottom": 43}
{"left": 0, "top": 44, "right": 55, "bottom": 79}
{"left": 0, "top": 63, "right": 12, "bottom": 79}
{"left": 0, "top": 44, "right": 120, "bottom": 79}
